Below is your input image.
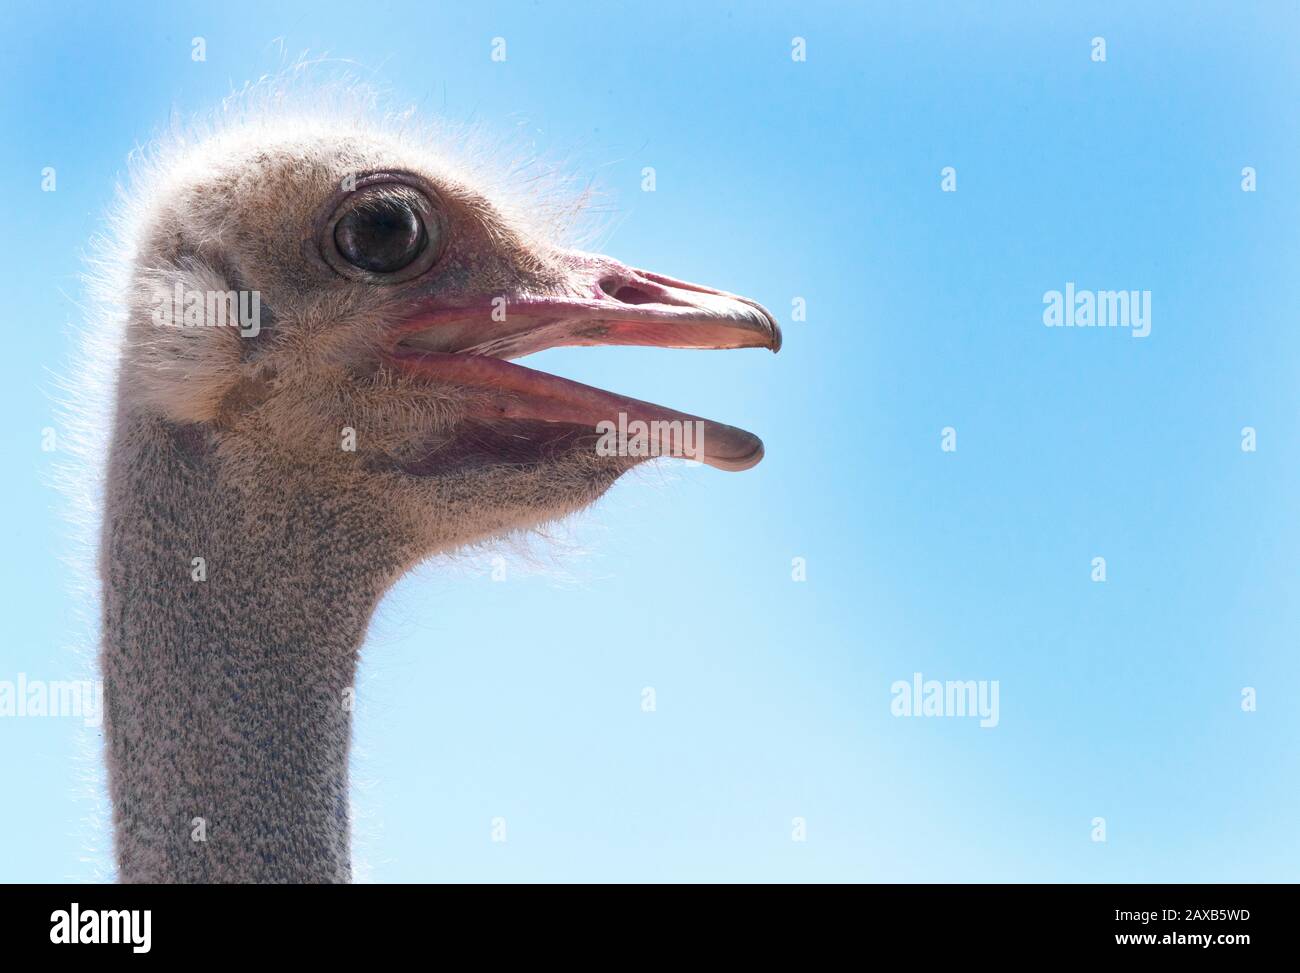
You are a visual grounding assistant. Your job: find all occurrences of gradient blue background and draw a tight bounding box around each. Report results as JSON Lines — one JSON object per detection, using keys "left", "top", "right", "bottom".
{"left": 2, "top": 1, "right": 1297, "bottom": 881}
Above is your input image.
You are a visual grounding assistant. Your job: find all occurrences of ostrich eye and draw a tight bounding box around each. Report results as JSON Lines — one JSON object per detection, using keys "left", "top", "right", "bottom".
{"left": 333, "top": 193, "right": 429, "bottom": 274}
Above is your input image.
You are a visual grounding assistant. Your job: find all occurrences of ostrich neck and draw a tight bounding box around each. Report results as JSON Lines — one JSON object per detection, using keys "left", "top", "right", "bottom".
{"left": 101, "top": 412, "right": 394, "bottom": 883}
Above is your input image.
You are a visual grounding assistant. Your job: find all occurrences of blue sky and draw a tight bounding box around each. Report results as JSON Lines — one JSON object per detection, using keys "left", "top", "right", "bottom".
{"left": 2, "top": 1, "right": 1298, "bottom": 881}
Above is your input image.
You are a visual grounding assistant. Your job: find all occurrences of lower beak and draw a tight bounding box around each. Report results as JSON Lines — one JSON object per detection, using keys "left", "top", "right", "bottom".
{"left": 386, "top": 251, "right": 780, "bottom": 471}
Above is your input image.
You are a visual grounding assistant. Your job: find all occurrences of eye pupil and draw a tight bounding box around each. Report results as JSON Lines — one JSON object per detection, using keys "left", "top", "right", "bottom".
{"left": 334, "top": 196, "right": 427, "bottom": 273}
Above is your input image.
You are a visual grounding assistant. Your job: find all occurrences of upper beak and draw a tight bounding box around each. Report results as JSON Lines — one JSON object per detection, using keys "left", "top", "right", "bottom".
{"left": 386, "top": 250, "right": 780, "bottom": 471}
{"left": 391, "top": 250, "right": 781, "bottom": 359}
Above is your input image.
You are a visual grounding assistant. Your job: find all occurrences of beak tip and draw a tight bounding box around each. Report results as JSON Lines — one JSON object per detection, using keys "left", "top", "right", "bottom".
{"left": 745, "top": 299, "right": 782, "bottom": 354}
{"left": 705, "top": 438, "right": 765, "bottom": 472}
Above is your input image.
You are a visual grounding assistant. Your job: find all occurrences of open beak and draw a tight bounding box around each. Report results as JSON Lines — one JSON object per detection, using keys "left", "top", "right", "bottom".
{"left": 385, "top": 251, "right": 781, "bottom": 471}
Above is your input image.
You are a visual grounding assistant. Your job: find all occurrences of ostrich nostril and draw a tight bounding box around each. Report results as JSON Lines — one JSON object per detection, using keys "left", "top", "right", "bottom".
{"left": 599, "top": 277, "right": 680, "bottom": 307}
{"left": 607, "top": 283, "right": 659, "bottom": 306}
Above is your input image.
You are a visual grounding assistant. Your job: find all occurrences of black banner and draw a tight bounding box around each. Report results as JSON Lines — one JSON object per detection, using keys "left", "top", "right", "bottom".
{"left": 0, "top": 883, "right": 1275, "bottom": 958}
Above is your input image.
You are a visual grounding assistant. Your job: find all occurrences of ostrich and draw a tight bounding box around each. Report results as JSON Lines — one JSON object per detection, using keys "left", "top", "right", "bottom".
{"left": 86, "top": 98, "right": 780, "bottom": 883}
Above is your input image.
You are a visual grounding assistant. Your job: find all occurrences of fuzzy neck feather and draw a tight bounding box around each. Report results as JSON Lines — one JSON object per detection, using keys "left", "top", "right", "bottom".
{"left": 100, "top": 407, "right": 397, "bottom": 883}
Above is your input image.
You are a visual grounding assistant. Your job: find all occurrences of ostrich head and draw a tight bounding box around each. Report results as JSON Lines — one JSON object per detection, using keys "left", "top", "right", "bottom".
{"left": 118, "top": 125, "right": 779, "bottom": 573}
{"left": 95, "top": 109, "right": 779, "bottom": 883}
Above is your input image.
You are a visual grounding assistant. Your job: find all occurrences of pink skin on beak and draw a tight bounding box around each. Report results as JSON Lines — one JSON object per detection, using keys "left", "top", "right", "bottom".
{"left": 385, "top": 251, "right": 781, "bottom": 471}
